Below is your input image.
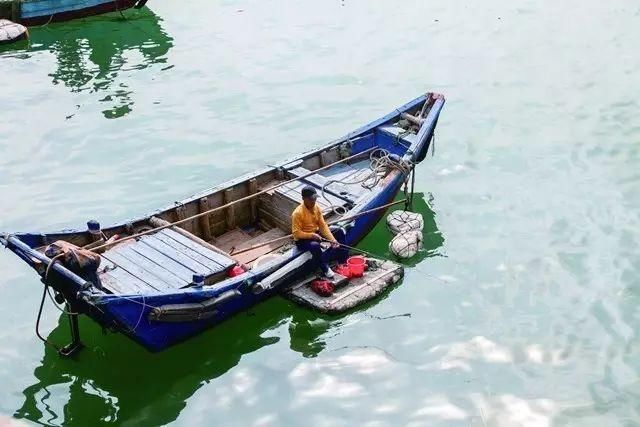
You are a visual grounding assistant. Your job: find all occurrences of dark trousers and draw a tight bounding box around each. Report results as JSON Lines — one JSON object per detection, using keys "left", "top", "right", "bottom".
{"left": 295, "top": 227, "right": 348, "bottom": 273}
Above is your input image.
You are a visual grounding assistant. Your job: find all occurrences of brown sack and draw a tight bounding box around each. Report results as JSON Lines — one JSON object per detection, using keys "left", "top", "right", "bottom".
{"left": 45, "top": 240, "right": 101, "bottom": 271}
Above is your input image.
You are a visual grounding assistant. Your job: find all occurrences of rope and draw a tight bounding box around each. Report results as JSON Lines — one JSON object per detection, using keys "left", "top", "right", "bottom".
{"left": 44, "top": 253, "right": 65, "bottom": 283}
{"left": 37, "top": 253, "right": 67, "bottom": 350}
{"left": 33, "top": 252, "right": 81, "bottom": 350}
{"left": 35, "top": 281, "right": 61, "bottom": 351}
{"left": 321, "top": 148, "right": 413, "bottom": 216}
{"left": 114, "top": 0, "right": 129, "bottom": 20}
{"left": 130, "top": 294, "right": 146, "bottom": 332}
{"left": 46, "top": 287, "right": 79, "bottom": 315}
{"left": 34, "top": 14, "right": 54, "bottom": 28}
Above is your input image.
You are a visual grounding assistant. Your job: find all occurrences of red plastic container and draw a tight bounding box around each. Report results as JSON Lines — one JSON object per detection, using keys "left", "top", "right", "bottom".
{"left": 335, "top": 264, "right": 352, "bottom": 279}
{"left": 347, "top": 256, "right": 365, "bottom": 278}
{"left": 228, "top": 265, "right": 246, "bottom": 277}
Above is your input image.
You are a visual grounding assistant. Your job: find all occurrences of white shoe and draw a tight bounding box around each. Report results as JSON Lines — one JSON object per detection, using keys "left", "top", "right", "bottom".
{"left": 323, "top": 268, "right": 335, "bottom": 279}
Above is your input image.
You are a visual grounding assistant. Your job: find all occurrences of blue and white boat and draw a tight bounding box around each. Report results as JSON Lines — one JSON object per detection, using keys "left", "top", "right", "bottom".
{"left": 1, "top": 92, "right": 445, "bottom": 353}
{"left": 0, "top": 0, "right": 148, "bottom": 26}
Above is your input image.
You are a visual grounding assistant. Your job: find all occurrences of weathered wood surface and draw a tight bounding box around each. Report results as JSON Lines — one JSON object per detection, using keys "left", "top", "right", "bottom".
{"left": 128, "top": 239, "right": 197, "bottom": 282}
{"left": 161, "top": 229, "right": 234, "bottom": 269}
{"left": 224, "top": 188, "right": 236, "bottom": 230}
{"left": 198, "top": 197, "right": 212, "bottom": 241}
{"left": 111, "top": 245, "right": 187, "bottom": 289}
{"left": 248, "top": 178, "right": 258, "bottom": 223}
{"left": 231, "top": 228, "right": 288, "bottom": 265}
{"left": 148, "top": 216, "right": 230, "bottom": 259}
{"left": 97, "top": 227, "right": 238, "bottom": 295}
{"left": 215, "top": 228, "right": 252, "bottom": 254}
{"left": 101, "top": 250, "right": 175, "bottom": 293}
{"left": 140, "top": 235, "right": 213, "bottom": 275}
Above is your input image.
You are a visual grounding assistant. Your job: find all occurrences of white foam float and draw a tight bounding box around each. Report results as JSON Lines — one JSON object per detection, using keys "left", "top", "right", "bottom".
{"left": 0, "top": 19, "right": 28, "bottom": 45}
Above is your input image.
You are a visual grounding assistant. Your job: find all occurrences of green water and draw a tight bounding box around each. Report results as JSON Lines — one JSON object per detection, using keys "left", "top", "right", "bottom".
{"left": 1, "top": 1, "right": 639, "bottom": 425}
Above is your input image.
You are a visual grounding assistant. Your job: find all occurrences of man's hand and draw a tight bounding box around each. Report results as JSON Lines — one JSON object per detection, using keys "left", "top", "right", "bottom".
{"left": 312, "top": 233, "right": 323, "bottom": 241}
{"left": 330, "top": 241, "right": 340, "bottom": 249}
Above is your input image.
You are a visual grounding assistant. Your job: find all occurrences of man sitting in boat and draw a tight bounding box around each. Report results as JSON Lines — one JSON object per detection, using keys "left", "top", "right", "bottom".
{"left": 292, "top": 186, "right": 347, "bottom": 279}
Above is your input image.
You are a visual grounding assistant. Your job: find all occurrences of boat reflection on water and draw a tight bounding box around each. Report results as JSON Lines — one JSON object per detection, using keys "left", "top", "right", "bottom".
{"left": 1, "top": 7, "right": 172, "bottom": 119}
{"left": 15, "top": 298, "right": 296, "bottom": 426}
{"left": 15, "top": 193, "right": 443, "bottom": 425}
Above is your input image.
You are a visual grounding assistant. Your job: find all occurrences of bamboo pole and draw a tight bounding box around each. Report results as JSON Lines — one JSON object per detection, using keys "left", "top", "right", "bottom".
{"left": 89, "top": 147, "right": 378, "bottom": 253}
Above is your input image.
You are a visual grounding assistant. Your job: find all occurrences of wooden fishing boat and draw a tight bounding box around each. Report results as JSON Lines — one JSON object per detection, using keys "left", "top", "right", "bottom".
{"left": 0, "top": 0, "right": 148, "bottom": 26}
{"left": 1, "top": 92, "right": 445, "bottom": 353}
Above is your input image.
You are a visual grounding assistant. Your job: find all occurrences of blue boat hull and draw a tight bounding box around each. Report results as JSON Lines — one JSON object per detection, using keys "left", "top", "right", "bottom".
{"left": 15, "top": 0, "right": 145, "bottom": 26}
{"left": 1, "top": 93, "right": 445, "bottom": 352}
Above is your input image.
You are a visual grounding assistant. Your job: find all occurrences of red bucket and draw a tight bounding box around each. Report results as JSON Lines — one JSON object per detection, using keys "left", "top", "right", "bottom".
{"left": 347, "top": 256, "right": 365, "bottom": 278}
{"left": 228, "top": 265, "right": 246, "bottom": 277}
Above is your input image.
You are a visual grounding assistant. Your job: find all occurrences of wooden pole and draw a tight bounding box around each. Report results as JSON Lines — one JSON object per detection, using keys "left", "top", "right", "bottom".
{"left": 89, "top": 147, "right": 378, "bottom": 253}
{"left": 198, "top": 197, "right": 213, "bottom": 241}
{"left": 223, "top": 189, "right": 236, "bottom": 230}
{"left": 149, "top": 216, "right": 229, "bottom": 258}
{"left": 248, "top": 178, "right": 258, "bottom": 223}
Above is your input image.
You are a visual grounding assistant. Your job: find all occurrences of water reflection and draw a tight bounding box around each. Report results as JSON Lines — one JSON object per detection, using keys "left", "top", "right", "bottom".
{"left": 1, "top": 8, "right": 172, "bottom": 119}
{"left": 15, "top": 298, "right": 325, "bottom": 426}
{"left": 15, "top": 193, "right": 443, "bottom": 425}
{"left": 358, "top": 192, "right": 445, "bottom": 267}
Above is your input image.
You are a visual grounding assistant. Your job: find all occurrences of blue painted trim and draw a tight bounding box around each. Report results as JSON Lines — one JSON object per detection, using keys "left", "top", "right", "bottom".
{"left": 20, "top": 0, "right": 113, "bottom": 18}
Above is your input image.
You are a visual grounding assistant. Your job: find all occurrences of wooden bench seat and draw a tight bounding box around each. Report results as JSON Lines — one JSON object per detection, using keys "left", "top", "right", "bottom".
{"left": 98, "top": 228, "right": 235, "bottom": 295}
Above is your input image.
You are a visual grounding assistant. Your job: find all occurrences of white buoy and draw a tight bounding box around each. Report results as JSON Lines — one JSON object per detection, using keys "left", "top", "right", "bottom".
{"left": 386, "top": 210, "right": 425, "bottom": 258}
{"left": 0, "top": 19, "right": 28, "bottom": 45}
{"left": 389, "top": 230, "right": 423, "bottom": 259}
{"left": 386, "top": 210, "right": 424, "bottom": 235}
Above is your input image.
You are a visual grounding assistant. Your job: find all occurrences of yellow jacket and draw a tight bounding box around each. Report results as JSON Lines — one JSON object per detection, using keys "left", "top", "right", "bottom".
{"left": 291, "top": 203, "right": 336, "bottom": 242}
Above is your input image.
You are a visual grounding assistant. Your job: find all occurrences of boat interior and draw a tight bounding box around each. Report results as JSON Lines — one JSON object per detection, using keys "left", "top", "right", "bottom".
{"left": 32, "top": 100, "right": 432, "bottom": 296}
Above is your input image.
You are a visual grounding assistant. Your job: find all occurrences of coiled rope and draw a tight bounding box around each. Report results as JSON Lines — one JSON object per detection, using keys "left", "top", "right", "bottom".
{"left": 321, "top": 148, "right": 414, "bottom": 216}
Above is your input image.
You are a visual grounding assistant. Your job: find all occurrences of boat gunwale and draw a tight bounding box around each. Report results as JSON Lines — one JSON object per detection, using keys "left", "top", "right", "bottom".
{"left": 2, "top": 93, "right": 433, "bottom": 242}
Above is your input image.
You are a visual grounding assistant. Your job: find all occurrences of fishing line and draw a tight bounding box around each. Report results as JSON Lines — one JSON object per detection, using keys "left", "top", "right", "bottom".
{"left": 321, "top": 238, "right": 454, "bottom": 286}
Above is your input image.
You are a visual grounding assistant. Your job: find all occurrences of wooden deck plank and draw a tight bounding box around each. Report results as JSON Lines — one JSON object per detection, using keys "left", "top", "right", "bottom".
{"left": 140, "top": 236, "right": 214, "bottom": 275}
{"left": 112, "top": 245, "right": 187, "bottom": 289}
{"left": 129, "top": 241, "right": 198, "bottom": 282}
{"left": 215, "top": 228, "right": 252, "bottom": 253}
{"left": 289, "top": 167, "right": 356, "bottom": 202}
{"left": 161, "top": 228, "right": 235, "bottom": 269}
{"left": 151, "top": 232, "right": 227, "bottom": 273}
{"left": 99, "top": 271, "right": 145, "bottom": 295}
{"left": 101, "top": 251, "right": 173, "bottom": 292}
{"left": 99, "top": 261, "right": 155, "bottom": 295}
{"left": 232, "top": 228, "right": 288, "bottom": 265}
